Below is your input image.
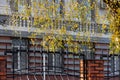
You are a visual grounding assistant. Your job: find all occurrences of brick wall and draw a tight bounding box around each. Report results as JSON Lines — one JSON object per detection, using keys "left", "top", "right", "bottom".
{"left": 110, "top": 77, "right": 120, "bottom": 80}
{"left": 0, "top": 56, "right": 6, "bottom": 80}
{"left": 87, "top": 60, "right": 104, "bottom": 80}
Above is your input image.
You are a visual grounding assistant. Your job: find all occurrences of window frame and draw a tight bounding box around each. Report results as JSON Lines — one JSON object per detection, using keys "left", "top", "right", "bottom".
{"left": 48, "top": 53, "right": 63, "bottom": 72}
{"left": 12, "top": 45, "right": 28, "bottom": 73}
{"left": 12, "top": 38, "right": 29, "bottom": 73}
{"left": 110, "top": 55, "right": 120, "bottom": 76}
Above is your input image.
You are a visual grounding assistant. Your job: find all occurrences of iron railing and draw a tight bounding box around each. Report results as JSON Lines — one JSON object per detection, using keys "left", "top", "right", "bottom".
{"left": 4, "top": 44, "right": 120, "bottom": 80}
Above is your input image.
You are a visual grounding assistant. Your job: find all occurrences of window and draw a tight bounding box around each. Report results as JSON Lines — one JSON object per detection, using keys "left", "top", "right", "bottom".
{"left": 80, "top": 43, "right": 95, "bottom": 59}
{"left": 110, "top": 55, "right": 120, "bottom": 76}
{"left": 66, "top": 42, "right": 94, "bottom": 59}
{"left": 12, "top": 38, "right": 28, "bottom": 72}
{"left": 48, "top": 53, "right": 63, "bottom": 72}
{"left": 0, "top": 15, "right": 8, "bottom": 25}
{"left": 13, "top": 46, "right": 28, "bottom": 70}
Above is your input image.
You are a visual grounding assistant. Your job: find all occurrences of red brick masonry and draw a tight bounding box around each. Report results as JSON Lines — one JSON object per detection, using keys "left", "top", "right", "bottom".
{"left": 0, "top": 56, "right": 6, "bottom": 80}
{"left": 87, "top": 60, "right": 104, "bottom": 80}
{"left": 0, "top": 56, "right": 105, "bottom": 80}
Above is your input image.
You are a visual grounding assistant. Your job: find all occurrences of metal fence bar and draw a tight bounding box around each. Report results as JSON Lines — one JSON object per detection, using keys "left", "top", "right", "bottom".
{"left": 4, "top": 44, "right": 120, "bottom": 80}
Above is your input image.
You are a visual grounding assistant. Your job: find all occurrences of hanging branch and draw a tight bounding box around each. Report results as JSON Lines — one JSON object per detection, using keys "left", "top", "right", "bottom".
{"left": 103, "top": 0, "right": 120, "bottom": 54}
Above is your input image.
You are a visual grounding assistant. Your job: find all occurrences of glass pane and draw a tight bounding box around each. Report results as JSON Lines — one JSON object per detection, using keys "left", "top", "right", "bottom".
{"left": 13, "top": 51, "right": 18, "bottom": 69}
{"left": 80, "top": 43, "right": 94, "bottom": 59}
{"left": 0, "top": 15, "right": 8, "bottom": 25}
{"left": 20, "top": 52, "right": 28, "bottom": 69}
{"left": 48, "top": 53, "right": 62, "bottom": 71}
{"left": 55, "top": 53, "right": 62, "bottom": 71}
{"left": 12, "top": 39, "right": 28, "bottom": 46}
{"left": 48, "top": 53, "right": 53, "bottom": 70}
{"left": 12, "top": 38, "right": 28, "bottom": 70}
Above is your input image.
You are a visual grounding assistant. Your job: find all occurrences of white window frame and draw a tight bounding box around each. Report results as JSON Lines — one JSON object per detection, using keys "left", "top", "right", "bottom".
{"left": 13, "top": 46, "right": 28, "bottom": 72}
{"left": 110, "top": 56, "right": 120, "bottom": 76}
{"left": 48, "top": 53, "right": 62, "bottom": 72}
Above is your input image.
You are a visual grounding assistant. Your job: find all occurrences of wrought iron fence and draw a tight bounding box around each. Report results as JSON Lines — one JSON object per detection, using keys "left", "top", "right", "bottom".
{"left": 4, "top": 44, "right": 120, "bottom": 80}
{"left": 4, "top": 45, "right": 87, "bottom": 80}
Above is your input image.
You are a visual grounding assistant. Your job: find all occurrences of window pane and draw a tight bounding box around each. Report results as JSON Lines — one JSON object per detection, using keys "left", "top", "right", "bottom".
{"left": 55, "top": 53, "right": 62, "bottom": 71}
{"left": 12, "top": 39, "right": 28, "bottom": 46}
{"left": 20, "top": 52, "right": 28, "bottom": 69}
{"left": 110, "top": 55, "right": 120, "bottom": 75}
{"left": 48, "top": 53, "right": 53, "bottom": 70}
{"left": 80, "top": 43, "right": 94, "bottom": 59}
{"left": 13, "top": 51, "right": 18, "bottom": 69}
{"left": 12, "top": 38, "right": 28, "bottom": 70}
{"left": 48, "top": 53, "right": 62, "bottom": 71}
{"left": 0, "top": 15, "right": 8, "bottom": 25}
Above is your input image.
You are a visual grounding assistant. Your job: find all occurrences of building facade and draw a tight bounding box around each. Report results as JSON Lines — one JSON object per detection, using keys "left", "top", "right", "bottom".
{"left": 0, "top": 0, "right": 120, "bottom": 80}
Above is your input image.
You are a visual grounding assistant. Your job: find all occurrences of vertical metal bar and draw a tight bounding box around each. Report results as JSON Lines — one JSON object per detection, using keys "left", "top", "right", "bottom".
{"left": 85, "top": 55, "right": 87, "bottom": 80}
{"left": 53, "top": 53, "right": 55, "bottom": 75}
{"left": 83, "top": 54, "right": 86, "bottom": 80}
{"left": 67, "top": 47, "right": 68, "bottom": 77}
{"left": 61, "top": 41, "right": 64, "bottom": 74}
{"left": 19, "top": 45, "right": 22, "bottom": 79}
{"left": 91, "top": 43, "right": 95, "bottom": 60}
{"left": 12, "top": 46, "right": 15, "bottom": 80}
{"left": 4, "top": 44, "right": 7, "bottom": 55}
{"left": 42, "top": 35, "right": 44, "bottom": 78}
{"left": 48, "top": 50, "right": 49, "bottom": 75}
{"left": 79, "top": 50, "right": 82, "bottom": 80}
{"left": 43, "top": 53, "right": 46, "bottom": 80}
{"left": 107, "top": 53, "right": 109, "bottom": 80}
{"left": 53, "top": 53, "right": 55, "bottom": 74}
{"left": 40, "top": 45, "right": 43, "bottom": 79}
{"left": 58, "top": 53, "right": 60, "bottom": 72}
{"left": 41, "top": 50, "right": 43, "bottom": 78}
{"left": 79, "top": 53, "right": 82, "bottom": 80}
{"left": 27, "top": 40, "right": 30, "bottom": 77}
{"left": 73, "top": 53, "right": 75, "bottom": 80}
{"left": 59, "top": 51, "right": 61, "bottom": 74}
{"left": 34, "top": 45, "right": 36, "bottom": 74}
{"left": 18, "top": 45, "right": 21, "bottom": 72}
{"left": 5, "top": 44, "right": 7, "bottom": 80}
{"left": 113, "top": 54, "right": 115, "bottom": 77}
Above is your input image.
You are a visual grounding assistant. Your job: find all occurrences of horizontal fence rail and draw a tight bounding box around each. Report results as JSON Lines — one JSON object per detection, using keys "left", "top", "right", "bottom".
{"left": 5, "top": 45, "right": 87, "bottom": 80}
{"left": 3, "top": 44, "right": 120, "bottom": 80}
